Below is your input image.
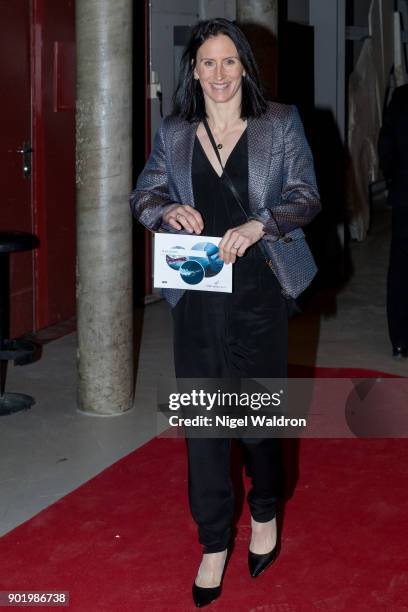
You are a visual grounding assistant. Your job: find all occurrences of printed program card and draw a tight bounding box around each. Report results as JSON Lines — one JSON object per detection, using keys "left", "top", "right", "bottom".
{"left": 154, "top": 233, "right": 232, "bottom": 292}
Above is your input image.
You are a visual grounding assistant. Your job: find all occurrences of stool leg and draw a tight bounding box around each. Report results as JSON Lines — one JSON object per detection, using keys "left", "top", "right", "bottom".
{"left": 0, "top": 253, "right": 10, "bottom": 397}
{"left": 0, "top": 249, "right": 35, "bottom": 415}
{"left": 0, "top": 362, "right": 7, "bottom": 397}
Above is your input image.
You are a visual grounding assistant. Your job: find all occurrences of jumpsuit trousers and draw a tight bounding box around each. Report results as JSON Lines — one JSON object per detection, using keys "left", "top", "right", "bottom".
{"left": 171, "top": 131, "right": 288, "bottom": 553}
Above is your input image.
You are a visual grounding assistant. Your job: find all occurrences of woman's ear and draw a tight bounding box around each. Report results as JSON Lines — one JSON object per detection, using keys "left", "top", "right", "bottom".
{"left": 191, "top": 59, "right": 198, "bottom": 80}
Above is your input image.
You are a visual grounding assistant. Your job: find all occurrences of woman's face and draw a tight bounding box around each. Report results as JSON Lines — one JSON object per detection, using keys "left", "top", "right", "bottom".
{"left": 193, "top": 34, "right": 245, "bottom": 105}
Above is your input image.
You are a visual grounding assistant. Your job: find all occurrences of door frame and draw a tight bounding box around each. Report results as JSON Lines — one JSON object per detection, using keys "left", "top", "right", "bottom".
{"left": 30, "top": 0, "right": 49, "bottom": 330}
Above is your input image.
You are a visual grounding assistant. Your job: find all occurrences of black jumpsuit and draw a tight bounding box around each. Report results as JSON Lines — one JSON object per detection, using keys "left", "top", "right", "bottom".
{"left": 171, "top": 130, "right": 288, "bottom": 553}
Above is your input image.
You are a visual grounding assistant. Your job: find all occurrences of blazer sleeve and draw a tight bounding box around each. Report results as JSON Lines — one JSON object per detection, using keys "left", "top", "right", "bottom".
{"left": 249, "top": 105, "right": 321, "bottom": 236}
{"left": 129, "top": 119, "right": 176, "bottom": 232}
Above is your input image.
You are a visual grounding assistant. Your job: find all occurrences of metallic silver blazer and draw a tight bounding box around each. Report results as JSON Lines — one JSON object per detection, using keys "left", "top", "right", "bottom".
{"left": 130, "top": 102, "right": 321, "bottom": 306}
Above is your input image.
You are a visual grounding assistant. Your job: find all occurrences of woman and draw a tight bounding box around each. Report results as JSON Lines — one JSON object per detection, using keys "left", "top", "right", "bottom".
{"left": 130, "top": 18, "right": 320, "bottom": 607}
{"left": 378, "top": 84, "right": 408, "bottom": 359}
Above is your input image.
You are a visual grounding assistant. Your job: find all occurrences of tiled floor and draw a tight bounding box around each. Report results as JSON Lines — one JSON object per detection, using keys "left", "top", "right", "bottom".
{"left": 0, "top": 200, "right": 406, "bottom": 536}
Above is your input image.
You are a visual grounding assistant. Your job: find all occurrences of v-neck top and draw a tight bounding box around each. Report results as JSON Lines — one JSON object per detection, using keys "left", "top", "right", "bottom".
{"left": 191, "top": 129, "right": 266, "bottom": 276}
{"left": 192, "top": 130, "right": 249, "bottom": 236}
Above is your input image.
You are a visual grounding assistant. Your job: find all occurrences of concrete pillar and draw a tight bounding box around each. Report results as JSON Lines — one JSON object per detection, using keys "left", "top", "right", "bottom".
{"left": 76, "top": 0, "right": 133, "bottom": 415}
{"left": 236, "top": 0, "right": 279, "bottom": 99}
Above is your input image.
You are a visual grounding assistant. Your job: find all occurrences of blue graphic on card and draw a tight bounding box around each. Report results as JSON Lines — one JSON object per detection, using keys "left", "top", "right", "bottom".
{"left": 165, "top": 241, "right": 224, "bottom": 285}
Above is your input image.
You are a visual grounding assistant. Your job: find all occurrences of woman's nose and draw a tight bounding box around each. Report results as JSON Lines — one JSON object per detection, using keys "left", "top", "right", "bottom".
{"left": 215, "top": 63, "right": 224, "bottom": 80}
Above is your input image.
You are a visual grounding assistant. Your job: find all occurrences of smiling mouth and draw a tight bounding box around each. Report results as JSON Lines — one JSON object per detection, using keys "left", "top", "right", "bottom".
{"left": 211, "top": 83, "right": 229, "bottom": 89}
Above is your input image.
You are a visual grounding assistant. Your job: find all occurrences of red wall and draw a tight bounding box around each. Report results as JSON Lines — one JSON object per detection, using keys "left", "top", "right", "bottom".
{"left": 0, "top": 0, "right": 33, "bottom": 336}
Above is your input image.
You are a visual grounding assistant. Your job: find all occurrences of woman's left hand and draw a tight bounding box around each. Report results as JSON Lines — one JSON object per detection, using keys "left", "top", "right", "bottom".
{"left": 219, "top": 220, "right": 264, "bottom": 264}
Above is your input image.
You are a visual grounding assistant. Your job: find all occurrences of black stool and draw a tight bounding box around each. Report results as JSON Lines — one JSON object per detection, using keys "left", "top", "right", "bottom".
{"left": 0, "top": 231, "right": 39, "bottom": 416}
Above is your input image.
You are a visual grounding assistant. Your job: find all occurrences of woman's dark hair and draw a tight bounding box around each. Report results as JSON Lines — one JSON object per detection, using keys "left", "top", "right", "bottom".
{"left": 172, "top": 18, "right": 267, "bottom": 121}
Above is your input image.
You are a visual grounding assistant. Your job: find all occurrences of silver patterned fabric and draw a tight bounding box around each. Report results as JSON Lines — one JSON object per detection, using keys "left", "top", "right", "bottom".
{"left": 130, "top": 102, "right": 321, "bottom": 307}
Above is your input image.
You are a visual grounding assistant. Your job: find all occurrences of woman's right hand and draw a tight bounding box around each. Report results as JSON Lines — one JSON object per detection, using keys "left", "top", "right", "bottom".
{"left": 162, "top": 204, "right": 204, "bottom": 234}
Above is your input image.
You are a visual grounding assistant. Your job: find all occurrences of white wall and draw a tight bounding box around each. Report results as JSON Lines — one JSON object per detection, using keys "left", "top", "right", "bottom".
{"left": 198, "top": 0, "right": 236, "bottom": 20}
{"left": 150, "top": 0, "right": 200, "bottom": 122}
{"left": 309, "top": 0, "right": 346, "bottom": 140}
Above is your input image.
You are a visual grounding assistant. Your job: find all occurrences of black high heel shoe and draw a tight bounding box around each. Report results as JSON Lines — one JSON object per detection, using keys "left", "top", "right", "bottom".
{"left": 192, "top": 548, "right": 231, "bottom": 608}
{"left": 248, "top": 516, "right": 278, "bottom": 578}
{"left": 192, "top": 582, "right": 222, "bottom": 608}
{"left": 248, "top": 544, "right": 278, "bottom": 578}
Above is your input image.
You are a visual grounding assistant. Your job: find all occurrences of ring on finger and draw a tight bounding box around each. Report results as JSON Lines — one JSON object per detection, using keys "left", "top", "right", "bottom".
{"left": 232, "top": 244, "right": 239, "bottom": 250}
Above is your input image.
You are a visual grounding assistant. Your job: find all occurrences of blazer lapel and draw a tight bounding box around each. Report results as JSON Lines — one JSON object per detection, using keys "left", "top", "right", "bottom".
{"left": 247, "top": 114, "right": 275, "bottom": 213}
{"left": 169, "top": 120, "right": 199, "bottom": 206}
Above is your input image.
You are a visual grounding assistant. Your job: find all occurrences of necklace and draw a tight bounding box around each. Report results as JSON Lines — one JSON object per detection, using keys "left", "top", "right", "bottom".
{"left": 206, "top": 117, "right": 242, "bottom": 149}
{"left": 206, "top": 120, "right": 224, "bottom": 149}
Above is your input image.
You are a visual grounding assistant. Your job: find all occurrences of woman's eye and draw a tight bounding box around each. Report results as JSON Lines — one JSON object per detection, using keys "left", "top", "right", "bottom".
{"left": 225, "top": 58, "right": 239, "bottom": 67}
{"left": 204, "top": 61, "right": 214, "bottom": 68}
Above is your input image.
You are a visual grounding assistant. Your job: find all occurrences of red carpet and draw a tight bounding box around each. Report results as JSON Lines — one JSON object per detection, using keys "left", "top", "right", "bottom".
{"left": 0, "top": 367, "right": 407, "bottom": 611}
{"left": 287, "top": 364, "right": 401, "bottom": 377}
